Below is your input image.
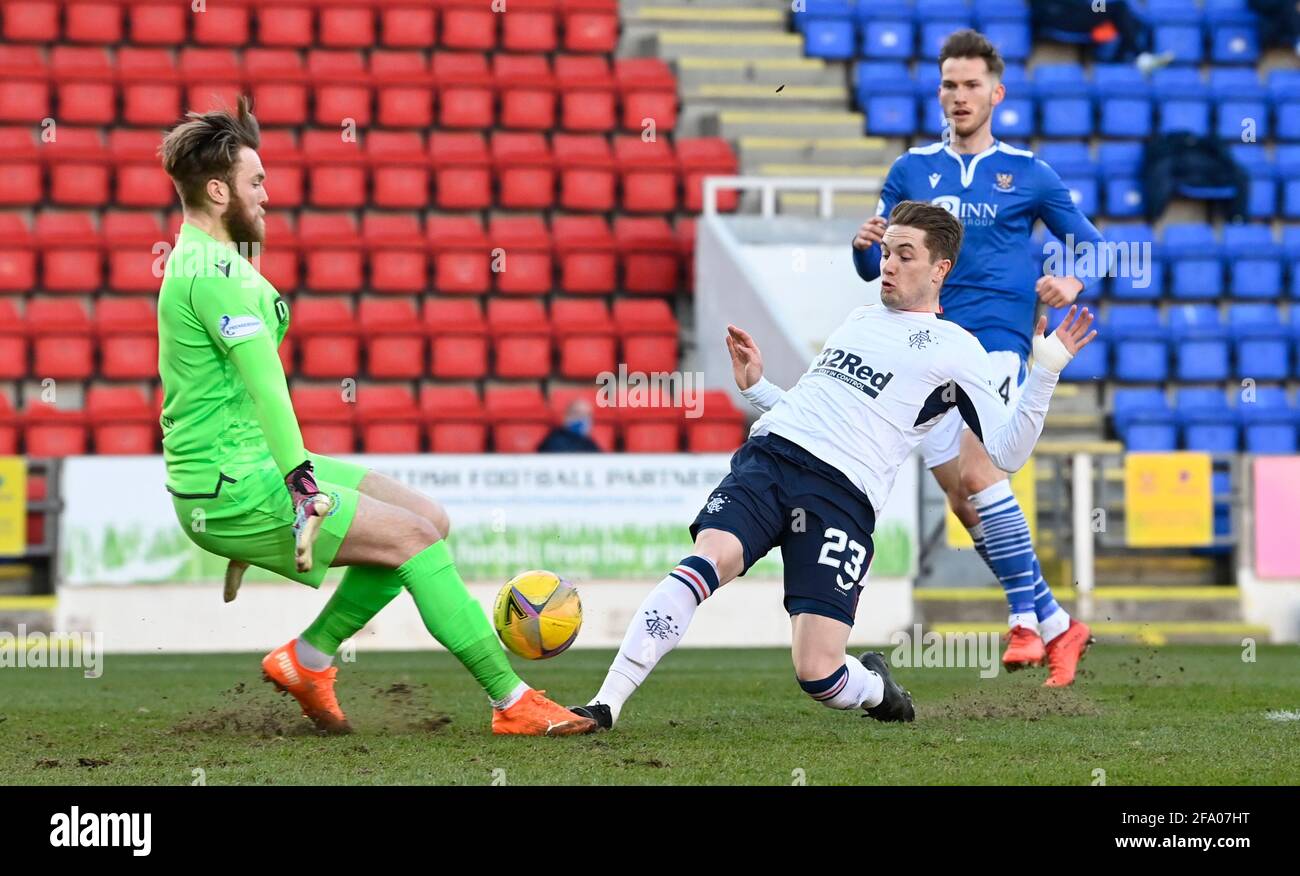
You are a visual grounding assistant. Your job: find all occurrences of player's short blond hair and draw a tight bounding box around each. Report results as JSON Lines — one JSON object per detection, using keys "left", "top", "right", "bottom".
{"left": 159, "top": 95, "right": 261, "bottom": 209}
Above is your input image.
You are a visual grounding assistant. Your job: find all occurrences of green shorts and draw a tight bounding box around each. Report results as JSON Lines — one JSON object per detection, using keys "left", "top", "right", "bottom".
{"left": 169, "top": 453, "right": 366, "bottom": 587}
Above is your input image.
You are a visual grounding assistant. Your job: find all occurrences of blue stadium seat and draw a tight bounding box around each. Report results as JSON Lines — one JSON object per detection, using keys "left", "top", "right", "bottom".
{"left": 1211, "top": 68, "right": 1269, "bottom": 141}
{"left": 1284, "top": 225, "right": 1300, "bottom": 297}
{"left": 1110, "top": 305, "right": 1169, "bottom": 382}
{"left": 1229, "top": 144, "right": 1278, "bottom": 219}
{"left": 1104, "top": 223, "right": 1161, "bottom": 298}
{"left": 1147, "top": 0, "right": 1206, "bottom": 64}
{"left": 1223, "top": 224, "right": 1282, "bottom": 299}
{"left": 1205, "top": 0, "right": 1261, "bottom": 65}
{"left": 1163, "top": 223, "right": 1222, "bottom": 300}
{"left": 1034, "top": 63, "right": 1092, "bottom": 138}
{"left": 982, "top": 20, "right": 1031, "bottom": 61}
{"left": 1113, "top": 387, "right": 1176, "bottom": 450}
{"left": 1154, "top": 68, "right": 1210, "bottom": 136}
{"left": 914, "top": 0, "right": 973, "bottom": 58}
{"left": 794, "top": 0, "right": 853, "bottom": 31}
{"left": 1098, "top": 141, "right": 1145, "bottom": 218}
{"left": 971, "top": 0, "right": 1026, "bottom": 21}
{"left": 1280, "top": 147, "right": 1300, "bottom": 219}
{"left": 1176, "top": 387, "right": 1239, "bottom": 452}
{"left": 1093, "top": 64, "right": 1153, "bottom": 139}
{"left": 862, "top": 18, "right": 915, "bottom": 59}
{"left": 802, "top": 1, "right": 857, "bottom": 61}
{"left": 1269, "top": 70, "right": 1300, "bottom": 141}
{"left": 1228, "top": 303, "right": 1289, "bottom": 379}
{"left": 1239, "top": 386, "right": 1298, "bottom": 453}
{"left": 991, "top": 96, "right": 1034, "bottom": 139}
{"left": 1170, "top": 304, "right": 1229, "bottom": 381}
{"left": 1049, "top": 305, "right": 1107, "bottom": 381}
{"left": 1037, "top": 141, "right": 1097, "bottom": 216}
{"left": 856, "top": 62, "right": 918, "bottom": 135}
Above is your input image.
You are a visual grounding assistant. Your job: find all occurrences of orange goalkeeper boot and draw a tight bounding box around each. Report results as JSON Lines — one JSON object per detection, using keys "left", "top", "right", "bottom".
{"left": 261, "top": 641, "right": 352, "bottom": 735}
{"left": 1043, "top": 619, "right": 1094, "bottom": 688}
{"left": 1001, "top": 625, "right": 1046, "bottom": 671}
{"left": 492, "top": 689, "right": 597, "bottom": 736}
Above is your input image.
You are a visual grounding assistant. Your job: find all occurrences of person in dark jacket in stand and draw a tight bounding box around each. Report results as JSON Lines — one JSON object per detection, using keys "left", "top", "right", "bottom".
{"left": 538, "top": 398, "right": 602, "bottom": 453}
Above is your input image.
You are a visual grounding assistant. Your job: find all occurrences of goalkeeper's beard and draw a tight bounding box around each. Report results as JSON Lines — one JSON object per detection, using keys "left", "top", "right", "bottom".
{"left": 222, "top": 191, "right": 265, "bottom": 254}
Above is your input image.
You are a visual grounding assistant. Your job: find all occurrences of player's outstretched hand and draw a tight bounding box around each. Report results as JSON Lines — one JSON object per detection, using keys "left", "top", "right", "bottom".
{"left": 852, "top": 216, "right": 887, "bottom": 250}
{"left": 725, "top": 324, "right": 764, "bottom": 391}
{"left": 1032, "top": 305, "right": 1097, "bottom": 373}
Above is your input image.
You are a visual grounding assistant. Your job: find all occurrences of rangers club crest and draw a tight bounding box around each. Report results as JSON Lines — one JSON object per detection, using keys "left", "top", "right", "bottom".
{"left": 994, "top": 173, "right": 1014, "bottom": 192}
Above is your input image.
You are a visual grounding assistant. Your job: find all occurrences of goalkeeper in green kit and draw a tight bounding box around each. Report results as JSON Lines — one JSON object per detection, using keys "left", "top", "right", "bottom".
{"left": 156, "top": 97, "right": 594, "bottom": 736}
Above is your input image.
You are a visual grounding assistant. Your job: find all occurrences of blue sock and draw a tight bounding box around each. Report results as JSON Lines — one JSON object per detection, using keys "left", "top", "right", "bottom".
{"left": 1031, "top": 557, "right": 1071, "bottom": 643}
{"left": 970, "top": 480, "right": 1039, "bottom": 630}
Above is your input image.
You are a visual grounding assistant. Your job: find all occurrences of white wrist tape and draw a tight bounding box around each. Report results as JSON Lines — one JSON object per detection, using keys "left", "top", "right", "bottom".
{"left": 1031, "top": 329, "right": 1074, "bottom": 374}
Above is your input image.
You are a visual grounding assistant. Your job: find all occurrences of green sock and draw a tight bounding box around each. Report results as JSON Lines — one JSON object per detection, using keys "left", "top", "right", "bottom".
{"left": 301, "top": 564, "right": 404, "bottom": 655}
{"left": 395, "top": 541, "right": 523, "bottom": 702}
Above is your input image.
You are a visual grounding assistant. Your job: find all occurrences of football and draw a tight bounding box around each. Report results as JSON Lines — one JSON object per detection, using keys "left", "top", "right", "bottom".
{"left": 492, "top": 570, "right": 583, "bottom": 660}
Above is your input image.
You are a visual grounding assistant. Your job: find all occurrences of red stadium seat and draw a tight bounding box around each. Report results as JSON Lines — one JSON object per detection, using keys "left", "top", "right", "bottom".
{"left": 0, "top": 128, "right": 42, "bottom": 206}
{"left": 561, "top": 0, "right": 619, "bottom": 53}
{"left": 552, "top": 215, "right": 616, "bottom": 294}
{"left": 309, "top": 50, "right": 372, "bottom": 127}
{"left": 36, "top": 211, "right": 101, "bottom": 292}
{"left": 3, "top": 1, "right": 58, "bottom": 42}
{"left": 244, "top": 49, "right": 310, "bottom": 125}
{"left": 367, "top": 130, "right": 429, "bottom": 208}
{"left": 495, "top": 54, "right": 556, "bottom": 131}
{"left": 23, "top": 400, "right": 88, "bottom": 457}
{"left": 128, "top": 2, "right": 188, "bottom": 45}
{"left": 687, "top": 390, "right": 746, "bottom": 452}
{"left": 320, "top": 5, "right": 376, "bottom": 49}
{"left": 0, "top": 393, "right": 16, "bottom": 455}
{"left": 503, "top": 0, "right": 558, "bottom": 51}
{"left": 421, "top": 384, "right": 487, "bottom": 453}
{"left": 117, "top": 48, "right": 182, "bottom": 127}
{"left": 488, "top": 216, "right": 553, "bottom": 295}
{"left": 192, "top": 2, "right": 249, "bottom": 46}
{"left": 555, "top": 55, "right": 616, "bottom": 132}
{"left": 678, "top": 138, "right": 740, "bottom": 213}
{"left": 484, "top": 384, "right": 551, "bottom": 452}
{"left": 259, "top": 211, "right": 300, "bottom": 292}
{"left": 429, "top": 131, "right": 491, "bottom": 210}
{"left": 292, "top": 384, "right": 356, "bottom": 454}
{"left": 440, "top": 0, "right": 497, "bottom": 50}
{"left": 614, "top": 299, "right": 679, "bottom": 374}
{"left": 298, "top": 212, "right": 363, "bottom": 292}
{"left": 425, "top": 298, "right": 488, "bottom": 379}
{"left": 0, "top": 297, "right": 27, "bottom": 380}
{"left": 0, "top": 46, "right": 49, "bottom": 124}
{"left": 616, "top": 58, "right": 679, "bottom": 133}
{"left": 179, "top": 47, "right": 243, "bottom": 115}
{"left": 360, "top": 297, "right": 425, "bottom": 378}
{"left": 292, "top": 296, "right": 359, "bottom": 378}
{"left": 363, "top": 211, "right": 427, "bottom": 293}
{"left": 620, "top": 399, "right": 683, "bottom": 453}
{"left": 302, "top": 129, "right": 366, "bottom": 208}
{"left": 0, "top": 214, "right": 36, "bottom": 292}
{"left": 372, "top": 51, "right": 435, "bottom": 129}
{"left": 103, "top": 211, "right": 165, "bottom": 294}
{"left": 492, "top": 132, "right": 555, "bottom": 210}
{"left": 427, "top": 214, "right": 489, "bottom": 293}
{"left": 615, "top": 217, "right": 680, "bottom": 295}
{"left": 86, "top": 385, "right": 156, "bottom": 454}
{"left": 255, "top": 4, "right": 315, "bottom": 48}
{"left": 676, "top": 217, "right": 696, "bottom": 291}
{"left": 258, "top": 128, "right": 305, "bottom": 208}
{"left": 547, "top": 384, "right": 616, "bottom": 450}
{"left": 356, "top": 383, "right": 422, "bottom": 453}
{"left": 434, "top": 52, "right": 494, "bottom": 129}
{"left": 554, "top": 133, "right": 615, "bottom": 212}
{"left": 96, "top": 296, "right": 158, "bottom": 379}
{"left": 109, "top": 129, "right": 175, "bottom": 209}
{"left": 380, "top": 4, "right": 436, "bottom": 48}
{"left": 45, "top": 127, "right": 109, "bottom": 207}
{"left": 614, "top": 136, "right": 679, "bottom": 214}
{"left": 51, "top": 47, "right": 116, "bottom": 126}
{"left": 488, "top": 299, "right": 552, "bottom": 379}
{"left": 552, "top": 299, "right": 617, "bottom": 380}
{"left": 27, "top": 298, "right": 93, "bottom": 379}
{"left": 66, "top": 2, "right": 124, "bottom": 44}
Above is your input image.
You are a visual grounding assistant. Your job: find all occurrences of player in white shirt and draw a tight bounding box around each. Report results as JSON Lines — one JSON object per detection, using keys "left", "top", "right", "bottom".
{"left": 571, "top": 201, "right": 1096, "bottom": 729}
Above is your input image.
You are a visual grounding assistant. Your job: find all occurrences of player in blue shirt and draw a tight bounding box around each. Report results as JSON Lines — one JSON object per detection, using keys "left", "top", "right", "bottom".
{"left": 852, "top": 30, "right": 1105, "bottom": 686}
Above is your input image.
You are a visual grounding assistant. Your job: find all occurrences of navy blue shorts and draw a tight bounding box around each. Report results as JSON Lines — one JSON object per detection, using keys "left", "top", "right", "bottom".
{"left": 689, "top": 433, "right": 877, "bottom": 627}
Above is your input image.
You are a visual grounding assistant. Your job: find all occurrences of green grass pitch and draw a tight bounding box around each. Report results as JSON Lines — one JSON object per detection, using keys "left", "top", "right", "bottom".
{"left": 2, "top": 646, "right": 1298, "bottom": 785}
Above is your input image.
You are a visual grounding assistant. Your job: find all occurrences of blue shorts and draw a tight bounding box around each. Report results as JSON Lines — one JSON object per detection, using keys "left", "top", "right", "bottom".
{"left": 689, "top": 433, "right": 877, "bottom": 627}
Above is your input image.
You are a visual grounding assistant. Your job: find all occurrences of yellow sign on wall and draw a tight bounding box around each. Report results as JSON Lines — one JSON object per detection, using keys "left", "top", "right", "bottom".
{"left": 946, "top": 458, "right": 1036, "bottom": 547}
{"left": 1125, "top": 452, "right": 1213, "bottom": 547}
{"left": 0, "top": 457, "right": 27, "bottom": 556}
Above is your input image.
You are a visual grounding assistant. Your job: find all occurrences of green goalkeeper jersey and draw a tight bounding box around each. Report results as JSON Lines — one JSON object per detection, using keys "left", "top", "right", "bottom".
{"left": 158, "top": 223, "right": 293, "bottom": 497}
